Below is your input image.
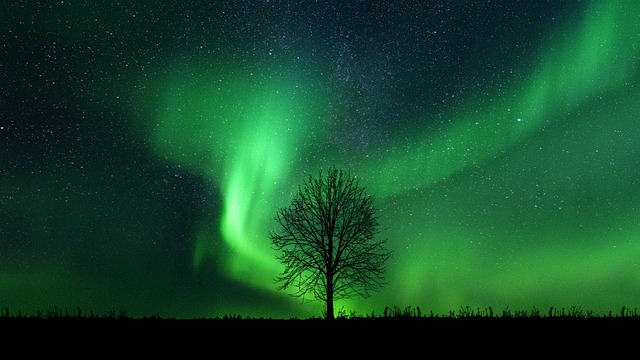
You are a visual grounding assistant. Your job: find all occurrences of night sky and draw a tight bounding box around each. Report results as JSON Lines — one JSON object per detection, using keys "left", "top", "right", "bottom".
{"left": 2, "top": 1, "right": 639, "bottom": 319}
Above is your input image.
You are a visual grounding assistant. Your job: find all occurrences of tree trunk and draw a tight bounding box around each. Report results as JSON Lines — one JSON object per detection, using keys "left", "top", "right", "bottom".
{"left": 326, "top": 292, "right": 334, "bottom": 320}
{"left": 326, "top": 274, "right": 334, "bottom": 320}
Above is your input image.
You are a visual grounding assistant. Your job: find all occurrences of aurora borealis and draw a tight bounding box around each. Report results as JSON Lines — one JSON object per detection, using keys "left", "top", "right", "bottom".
{"left": 2, "top": 1, "right": 639, "bottom": 319}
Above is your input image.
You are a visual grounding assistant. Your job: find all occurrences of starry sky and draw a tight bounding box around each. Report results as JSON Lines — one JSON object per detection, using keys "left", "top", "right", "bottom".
{"left": 1, "top": 1, "right": 639, "bottom": 319}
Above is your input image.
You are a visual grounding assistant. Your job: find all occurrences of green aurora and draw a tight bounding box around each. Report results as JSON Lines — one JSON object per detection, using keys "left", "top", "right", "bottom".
{"left": 1, "top": 1, "right": 639, "bottom": 319}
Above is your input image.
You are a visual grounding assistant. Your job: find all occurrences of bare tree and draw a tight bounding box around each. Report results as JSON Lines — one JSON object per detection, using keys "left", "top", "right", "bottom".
{"left": 269, "top": 166, "right": 391, "bottom": 320}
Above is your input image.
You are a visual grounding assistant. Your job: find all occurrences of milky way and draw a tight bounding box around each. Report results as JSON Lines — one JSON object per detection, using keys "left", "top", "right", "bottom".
{"left": 1, "top": 1, "right": 639, "bottom": 319}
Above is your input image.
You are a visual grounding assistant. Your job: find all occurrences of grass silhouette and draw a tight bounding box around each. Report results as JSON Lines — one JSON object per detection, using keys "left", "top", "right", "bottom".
{"left": 1, "top": 304, "right": 638, "bottom": 321}
{"left": 3, "top": 304, "right": 638, "bottom": 341}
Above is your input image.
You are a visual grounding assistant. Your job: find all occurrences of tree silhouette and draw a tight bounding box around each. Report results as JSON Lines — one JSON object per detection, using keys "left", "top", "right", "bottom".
{"left": 270, "top": 166, "right": 391, "bottom": 320}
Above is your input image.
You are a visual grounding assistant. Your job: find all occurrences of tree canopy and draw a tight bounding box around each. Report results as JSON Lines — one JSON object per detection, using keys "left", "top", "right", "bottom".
{"left": 270, "top": 166, "right": 391, "bottom": 319}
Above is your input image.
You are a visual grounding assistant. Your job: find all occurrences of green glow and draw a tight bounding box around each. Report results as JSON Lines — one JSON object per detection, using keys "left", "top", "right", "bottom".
{"left": 0, "top": 262, "right": 85, "bottom": 312}
{"left": 152, "top": 63, "right": 239, "bottom": 177}
{"left": 346, "top": 0, "right": 640, "bottom": 315}
{"left": 219, "top": 82, "right": 306, "bottom": 283}
{"left": 364, "top": 0, "right": 639, "bottom": 199}
{"left": 149, "top": 1, "right": 640, "bottom": 316}
{"left": 4, "top": 0, "right": 640, "bottom": 319}
{"left": 152, "top": 62, "right": 325, "bottom": 291}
